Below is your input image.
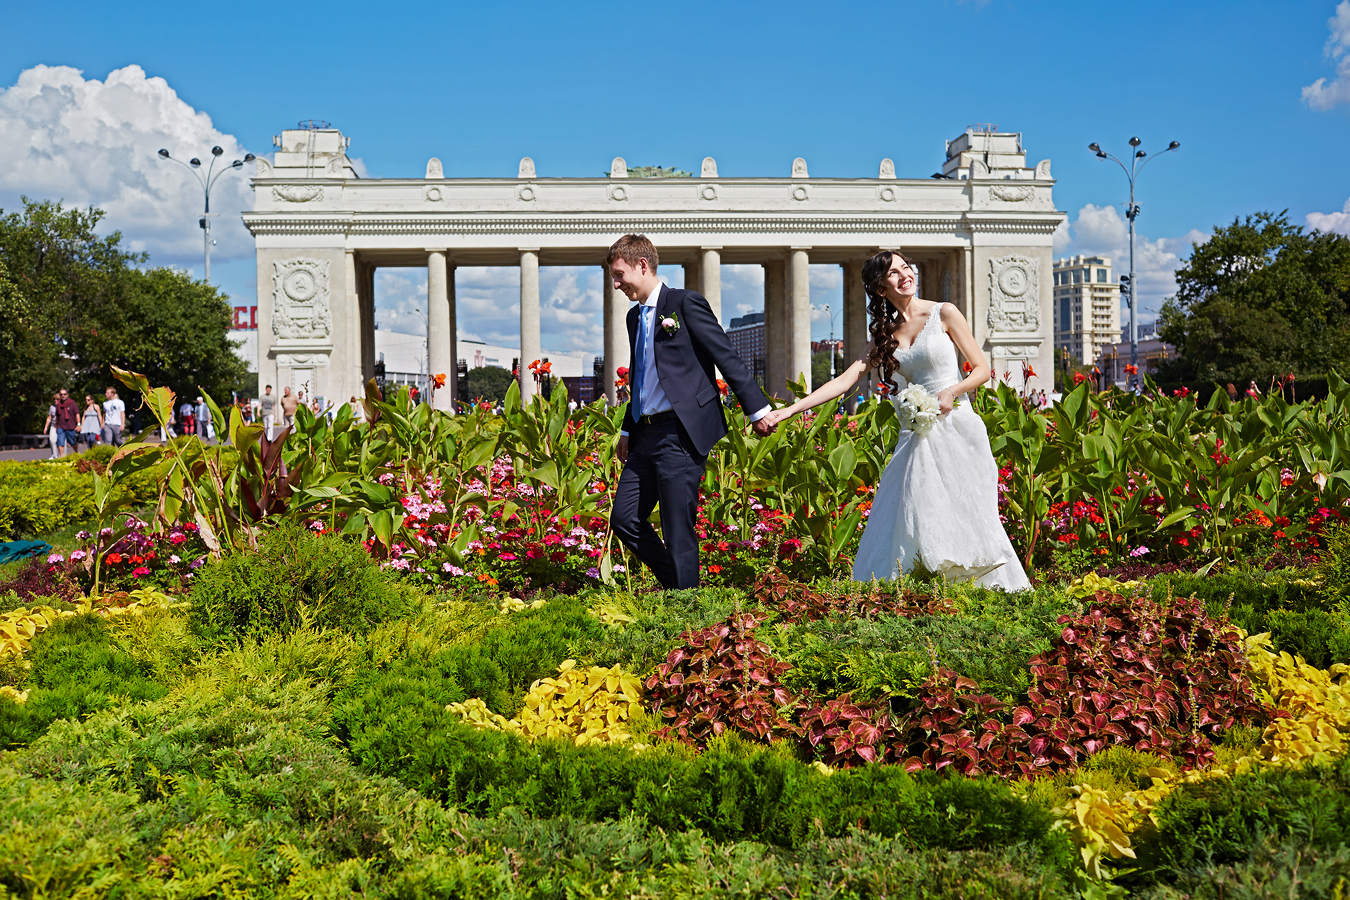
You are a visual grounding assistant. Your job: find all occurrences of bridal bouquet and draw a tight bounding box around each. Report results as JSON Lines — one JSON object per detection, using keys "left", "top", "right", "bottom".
{"left": 896, "top": 384, "right": 942, "bottom": 435}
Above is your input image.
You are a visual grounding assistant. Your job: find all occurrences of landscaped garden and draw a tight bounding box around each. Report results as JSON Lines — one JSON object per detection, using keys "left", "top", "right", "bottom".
{"left": 3, "top": 367, "right": 1350, "bottom": 898}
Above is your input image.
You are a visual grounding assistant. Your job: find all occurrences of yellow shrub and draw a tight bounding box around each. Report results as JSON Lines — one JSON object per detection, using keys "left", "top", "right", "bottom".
{"left": 1053, "top": 629, "right": 1350, "bottom": 880}
{"left": 447, "top": 659, "right": 644, "bottom": 746}
{"left": 1066, "top": 572, "right": 1143, "bottom": 600}
{"left": 0, "top": 589, "right": 182, "bottom": 661}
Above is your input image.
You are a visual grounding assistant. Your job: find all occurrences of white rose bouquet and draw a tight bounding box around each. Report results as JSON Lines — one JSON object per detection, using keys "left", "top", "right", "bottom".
{"left": 896, "top": 384, "right": 942, "bottom": 435}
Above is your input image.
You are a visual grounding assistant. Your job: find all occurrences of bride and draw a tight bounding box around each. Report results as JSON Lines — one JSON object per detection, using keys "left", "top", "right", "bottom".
{"left": 762, "top": 250, "right": 1030, "bottom": 591}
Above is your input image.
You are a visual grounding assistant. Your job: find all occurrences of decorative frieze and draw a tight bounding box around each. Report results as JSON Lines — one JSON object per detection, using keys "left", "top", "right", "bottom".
{"left": 272, "top": 258, "right": 333, "bottom": 341}
{"left": 987, "top": 254, "right": 1041, "bottom": 334}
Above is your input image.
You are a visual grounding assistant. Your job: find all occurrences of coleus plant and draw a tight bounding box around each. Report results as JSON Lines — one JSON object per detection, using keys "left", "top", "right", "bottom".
{"left": 893, "top": 591, "right": 1269, "bottom": 776}
{"left": 645, "top": 612, "right": 803, "bottom": 747}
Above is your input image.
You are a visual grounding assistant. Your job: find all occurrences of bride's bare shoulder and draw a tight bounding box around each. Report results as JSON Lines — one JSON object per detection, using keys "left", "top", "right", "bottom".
{"left": 936, "top": 301, "right": 969, "bottom": 330}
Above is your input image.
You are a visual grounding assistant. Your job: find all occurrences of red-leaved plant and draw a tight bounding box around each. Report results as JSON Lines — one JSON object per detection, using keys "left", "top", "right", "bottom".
{"left": 800, "top": 693, "right": 893, "bottom": 766}
{"left": 646, "top": 612, "right": 803, "bottom": 747}
{"left": 893, "top": 591, "right": 1268, "bottom": 776}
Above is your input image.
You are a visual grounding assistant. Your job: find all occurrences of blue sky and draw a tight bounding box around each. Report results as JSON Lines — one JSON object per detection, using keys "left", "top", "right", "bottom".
{"left": 4, "top": 0, "right": 1350, "bottom": 359}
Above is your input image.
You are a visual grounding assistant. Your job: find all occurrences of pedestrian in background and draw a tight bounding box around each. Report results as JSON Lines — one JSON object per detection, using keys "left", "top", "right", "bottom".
{"left": 42, "top": 393, "right": 60, "bottom": 458}
{"left": 102, "top": 387, "right": 125, "bottom": 446}
{"left": 53, "top": 388, "right": 80, "bottom": 458}
{"left": 80, "top": 394, "right": 103, "bottom": 450}
{"left": 280, "top": 387, "right": 298, "bottom": 429}
{"left": 260, "top": 386, "right": 275, "bottom": 439}
{"left": 195, "top": 396, "right": 212, "bottom": 442}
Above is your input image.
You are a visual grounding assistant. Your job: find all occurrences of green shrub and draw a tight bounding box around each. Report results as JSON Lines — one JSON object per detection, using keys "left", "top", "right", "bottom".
{"left": 190, "top": 522, "right": 414, "bottom": 642}
{"left": 1153, "top": 569, "right": 1350, "bottom": 666}
{"left": 1126, "top": 755, "right": 1350, "bottom": 890}
{"left": 0, "top": 453, "right": 160, "bottom": 540}
{"left": 1317, "top": 523, "right": 1350, "bottom": 605}
{"left": 479, "top": 594, "right": 606, "bottom": 701}
{"left": 773, "top": 585, "right": 1075, "bottom": 704}
{"left": 0, "top": 613, "right": 169, "bottom": 749}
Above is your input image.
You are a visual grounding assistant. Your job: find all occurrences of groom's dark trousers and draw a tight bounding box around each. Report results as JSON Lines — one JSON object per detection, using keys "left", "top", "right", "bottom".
{"left": 610, "top": 284, "right": 770, "bottom": 589}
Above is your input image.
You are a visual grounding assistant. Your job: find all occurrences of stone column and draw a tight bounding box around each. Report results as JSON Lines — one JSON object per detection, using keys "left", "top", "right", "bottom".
{"left": 359, "top": 262, "right": 376, "bottom": 387}
{"left": 763, "top": 259, "right": 787, "bottom": 398}
{"left": 603, "top": 263, "right": 627, "bottom": 406}
{"left": 519, "top": 249, "right": 541, "bottom": 401}
{"left": 700, "top": 247, "right": 722, "bottom": 323}
{"left": 842, "top": 258, "right": 869, "bottom": 410}
{"left": 683, "top": 258, "right": 701, "bottom": 296}
{"left": 447, "top": 264, "right": 458, "bottom": 409}
{"left": 787, "top": 248, "right": 812, "bottom": 390}
{"left": 427, "top": 250, "right": 451, "bottom": 409}
{"left": 345, "top": 250, "right": 361, "bottom": 404}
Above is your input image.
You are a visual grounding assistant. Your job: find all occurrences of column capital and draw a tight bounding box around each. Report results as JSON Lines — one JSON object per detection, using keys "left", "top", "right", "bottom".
{"left": 424, "top": 248, "right": 448, "bottom": 254}
{"left": 518, "top": 247, "right": 540, "bottom": 254}
{"left": 700, "top": 245, "right": 723, "bottom": 251}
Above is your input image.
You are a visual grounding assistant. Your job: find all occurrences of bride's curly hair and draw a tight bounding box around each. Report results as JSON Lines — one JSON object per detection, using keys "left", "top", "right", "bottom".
{"left": 862, "top": 249, "right": 914, "bottom": 389}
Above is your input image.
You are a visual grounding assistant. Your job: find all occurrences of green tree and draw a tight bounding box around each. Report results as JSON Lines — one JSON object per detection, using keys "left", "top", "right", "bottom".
{"left": 1159, "top": 211, "right": 1350, "bottom": 386}
{"left": 0, "top": 198, "right": 248, "bottom": 435}
{"left": 811, "top": 348, "right": 844, "bottom": 391}
{"left": 75, "top": 267, "right": 249, "bottom": 408}
{"left": 0, "top": 200, "right": 139, "bottom": 435}
{"left": 462, "top": 366, "right": 516, "bottom": 404}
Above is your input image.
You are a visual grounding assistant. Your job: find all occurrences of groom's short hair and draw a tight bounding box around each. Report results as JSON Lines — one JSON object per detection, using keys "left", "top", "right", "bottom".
{"left": 607, "top": 234, "right": 659, "bottom": 273}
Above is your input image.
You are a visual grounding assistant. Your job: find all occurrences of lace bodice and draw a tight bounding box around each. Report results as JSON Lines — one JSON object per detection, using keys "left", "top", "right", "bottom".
{"left": 892, "top": 303, "right": 961, "bottom": 395}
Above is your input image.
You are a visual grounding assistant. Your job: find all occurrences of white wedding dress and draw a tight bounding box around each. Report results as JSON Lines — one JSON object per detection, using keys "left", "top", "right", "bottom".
{"left": 852, "top": 303, "right": 1031, "bottom": 591}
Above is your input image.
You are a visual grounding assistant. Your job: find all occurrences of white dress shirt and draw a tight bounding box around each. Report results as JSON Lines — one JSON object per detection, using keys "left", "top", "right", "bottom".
{"left": 622, "top": 281, "right": 770, "bottom": 435}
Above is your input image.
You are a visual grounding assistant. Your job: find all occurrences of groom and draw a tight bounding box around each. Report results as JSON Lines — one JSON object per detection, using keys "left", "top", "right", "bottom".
{"left": 608, "top": 234, "right": 775, "bottom": 589}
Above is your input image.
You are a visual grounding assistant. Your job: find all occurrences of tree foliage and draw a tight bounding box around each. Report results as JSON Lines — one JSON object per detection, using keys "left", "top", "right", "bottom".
{"left": 0, "top": 199, "right": 248, "bottom": 436}
{"left": 461, "top": 366, "right": 515, "bottom": 404}
{"left": 1159, "top": 211, "right": 1350, "bottom": 386}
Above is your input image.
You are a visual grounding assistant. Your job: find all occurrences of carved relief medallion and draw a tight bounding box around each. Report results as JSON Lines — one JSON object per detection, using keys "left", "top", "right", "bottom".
{"left": 272, "top": 185, "right": 324, "bottom": 203}
{"left": 987, "top": 255, "right": 1040, "bottom": 333}
{"left": 272, "top": 258, "right": 333, "bottom": 340}
{"left": 990, "top": 184, "right": 1034, "bottom": 202}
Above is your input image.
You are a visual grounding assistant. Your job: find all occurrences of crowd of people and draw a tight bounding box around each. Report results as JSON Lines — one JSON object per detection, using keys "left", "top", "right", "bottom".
{"left": 42, "top": 387, "right": 126, "bottom": 458}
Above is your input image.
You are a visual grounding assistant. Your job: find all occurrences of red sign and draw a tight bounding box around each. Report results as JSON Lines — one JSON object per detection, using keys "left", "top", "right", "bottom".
{"left": 232, "top": 306, "right": 258, "bottom": 330}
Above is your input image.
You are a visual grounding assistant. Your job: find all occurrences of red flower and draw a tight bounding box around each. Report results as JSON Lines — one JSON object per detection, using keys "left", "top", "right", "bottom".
{"left": 1124, "top": 364, "right": 1139, "bottom": 375}
{"left": 432, "top": 373, "right": 447, "bottom": 389}
{"left": 1021, "top": 362, "right": 1038, "bottom": 379}
{"left": 106, "top": 552, "right": 123, "bottom": 564}
{"left": 962, "top": 361, "right": 973, "bottom": 373}
{"left": 1073, "top": 372, "right": 1087, "bottom": 385}
{"left": 716, "top": 379, "right": 729, "bottom": 396}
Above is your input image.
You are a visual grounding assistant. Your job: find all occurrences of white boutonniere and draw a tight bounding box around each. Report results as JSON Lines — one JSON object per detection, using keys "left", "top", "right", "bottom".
{"left": 660, "top": 313, "right": 680, "bottom": 336}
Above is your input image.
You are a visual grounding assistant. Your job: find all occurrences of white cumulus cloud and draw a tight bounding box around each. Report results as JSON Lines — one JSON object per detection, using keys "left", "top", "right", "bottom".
{"left": 1308, "top": 197, "right": 1350, "bottom": 235}
{"left": 1303, "top": 1, "right": 1350, "bottom": 109}
{"left": 1056, "top": 203, "right": 1208, "bottom": 320}
{"left": 0, "top": 64, "right": 257, "bottom": 266}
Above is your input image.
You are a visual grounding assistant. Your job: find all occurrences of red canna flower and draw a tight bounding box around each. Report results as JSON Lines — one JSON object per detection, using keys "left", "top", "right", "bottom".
{"left": 432, "top": 373, "right": 446, "bottom": 389}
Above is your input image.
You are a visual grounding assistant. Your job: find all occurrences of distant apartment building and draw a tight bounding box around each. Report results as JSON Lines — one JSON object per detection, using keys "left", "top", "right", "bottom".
{"left": 1053, "top": 255, "right": 1121, "bottom": 366}
{"left": 728, "top": 312, "right": 766, "bottom": 385}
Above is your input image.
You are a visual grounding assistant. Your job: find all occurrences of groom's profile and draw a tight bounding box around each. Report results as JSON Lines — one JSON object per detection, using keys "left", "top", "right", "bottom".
{"left": 607, "top": 234, "right": 775, "bottom": 589}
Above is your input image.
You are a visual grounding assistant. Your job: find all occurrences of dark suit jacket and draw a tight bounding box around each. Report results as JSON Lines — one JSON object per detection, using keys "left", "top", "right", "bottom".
{"left": 622, "top": 284, "right": 771, "bottom": 456}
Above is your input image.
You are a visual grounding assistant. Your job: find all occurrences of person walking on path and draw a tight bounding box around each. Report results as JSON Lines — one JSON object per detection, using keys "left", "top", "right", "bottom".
{"left": 280, "top": 387, "right": 298, "bottom": 429}
{"left": 80, "top": 395, "right": 104, "bottom": 451}
{"left": 195, "top": 397, "right": 212, "bottom": 442}
{"left": 606, "top": 234, "right": 774, "bottom": 590}
{"left": 53, "top": 389, "right": 80, "bottom": 458}
{"left": 178, "top": 401, "right": 196, "bottom": 437}
{"left": 260, "top": 386, "right": 276, "bottom": 440}
{"left": 101, "top": 387, "right": 125, "bottom": 447}
{"left": 42, "top": 393, "right": 59, "bottom": 459}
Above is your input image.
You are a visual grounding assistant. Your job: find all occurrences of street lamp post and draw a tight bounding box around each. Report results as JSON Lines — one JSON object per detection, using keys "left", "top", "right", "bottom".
{"left": 157, "top": 145, "right": 255, "bottom": 284}
{"left": 1087, "top": 137, "right": 1180, "bottom": 390}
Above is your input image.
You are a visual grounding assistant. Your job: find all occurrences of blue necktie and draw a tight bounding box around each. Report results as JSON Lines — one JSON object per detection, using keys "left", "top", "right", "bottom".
{"left": 633, "top": 306, "right": 648, "bottom": 419}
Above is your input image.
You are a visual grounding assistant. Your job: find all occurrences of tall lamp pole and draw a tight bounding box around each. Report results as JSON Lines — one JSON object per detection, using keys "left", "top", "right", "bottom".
{"left": 1087, "top": 137, "right": 1179, "bottom": 390}
{"left": 157, "top": 145, "right": 255, "bottom": 284}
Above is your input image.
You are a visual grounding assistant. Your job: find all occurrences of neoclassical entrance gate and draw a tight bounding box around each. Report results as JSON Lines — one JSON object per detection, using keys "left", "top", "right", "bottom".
{"left": 242, "top": 126, "right": 1065, "bottom": 408}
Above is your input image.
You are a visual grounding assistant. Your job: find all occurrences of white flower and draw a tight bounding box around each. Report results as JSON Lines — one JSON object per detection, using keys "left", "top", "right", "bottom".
{"left": 896, "top": 384, "right": 941, "bottom": 435}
